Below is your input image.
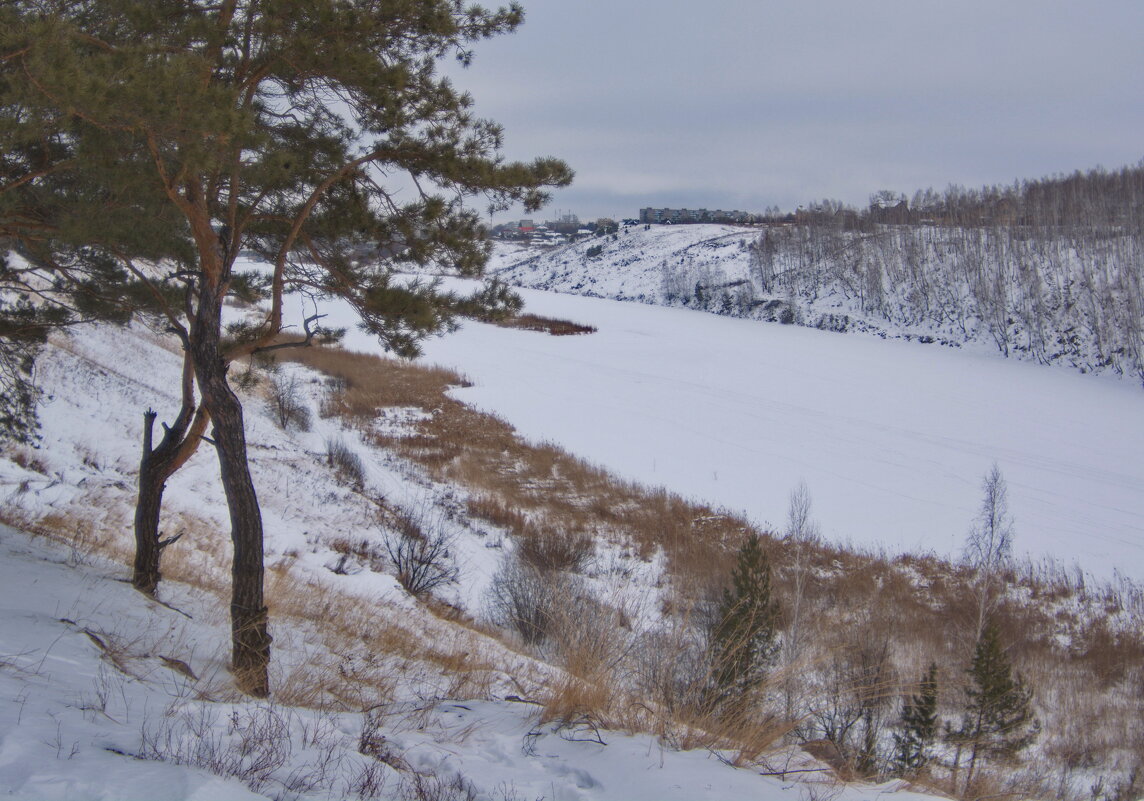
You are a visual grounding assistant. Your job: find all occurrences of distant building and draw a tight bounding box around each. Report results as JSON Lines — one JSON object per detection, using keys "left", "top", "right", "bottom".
{"left": 639, "top": 207, "right": 759, "bottom": 225}
{"left": 491, "top": 219, "right": 538, "bottom": 239}
{"left": 547, "top": 212, "right": 582, "bottom": 235}
{"left": 868, "top": 199, "right": 910, "bottom": 225}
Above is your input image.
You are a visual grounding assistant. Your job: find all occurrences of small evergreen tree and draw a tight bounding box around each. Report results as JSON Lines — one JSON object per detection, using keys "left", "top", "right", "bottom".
{"left": 0, "top": 289, "right": 60, "bottom": 443}
{"left": 709, "top": 533, "right": 780, "bottom": 705}
{"left": 952, "top": 623, "right": 1038, "bottom": 793}
{"left": 893, "top": 662, "right": 939, "bottom": 774}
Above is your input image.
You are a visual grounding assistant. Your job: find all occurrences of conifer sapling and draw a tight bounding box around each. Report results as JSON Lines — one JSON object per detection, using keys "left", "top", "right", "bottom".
{"left": 710, "top": 533, "right": 780, "bottom": 704}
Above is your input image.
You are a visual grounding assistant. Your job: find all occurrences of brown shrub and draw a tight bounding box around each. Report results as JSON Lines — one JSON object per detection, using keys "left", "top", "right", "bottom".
{"left": 493, "top": 314, "right": 597, "bottom": 336}
{"left": 1080, "top": 617, "right": 1144, "bottom": 687}
{"left": 324, "top": 437, "right": 366, "bottom": 490}
{"left": 465, "top": 494, "right": 531, "bottom": 536}
{"left": 517, "top": 526, "right": 594, "bottom": 574}
{"left": 485, "top": 559, "right": 560, "bottom": 646}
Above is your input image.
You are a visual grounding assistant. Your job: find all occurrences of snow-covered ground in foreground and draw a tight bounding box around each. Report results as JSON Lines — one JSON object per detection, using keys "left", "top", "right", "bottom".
{"left": 331, "top": 283, "right": 1143, "bottom": 582}
{"left": 0, "top": 525, "right": 934, "bottom": 800}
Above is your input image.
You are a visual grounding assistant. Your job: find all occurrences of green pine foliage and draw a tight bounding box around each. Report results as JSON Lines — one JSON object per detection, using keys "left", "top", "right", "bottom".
{"left": 447, "top": 277, "right": 523, "bottom": 324}
{"left": 953, "top": 623, "right": 1039, "bottom": 791}
{"left": 893, "top": 662, "right": 939, "bottom": 774}
{"left": 1, "top": 3, "right": 198, "bottom": 440}
{"left": 0, "top": 288, "right": 49, "bottom": 443}
{"left": 709, "top": 533, "right": 781, "bottom": 704}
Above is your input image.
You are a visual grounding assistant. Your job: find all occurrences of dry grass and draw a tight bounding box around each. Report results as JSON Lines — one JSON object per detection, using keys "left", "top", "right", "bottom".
{"left": 284, "top": 345, "right": 466, "bottom": 424}
{"left": 0, "top": 486, "right": 543, "bottom": 721}
{"left": 530, "top": 587, "right": 793, "bottom": 765}
{"left": 8, "top": 445, "right": 50, "bottom": 475}
{"left": 262, "top": 551, "right": 557, "bottom": 712}
{"left": 491, "top": 314, "right": 597, "bottom": 336}
{"left": 517, "top": 526, "right": 594, "bottom": 574}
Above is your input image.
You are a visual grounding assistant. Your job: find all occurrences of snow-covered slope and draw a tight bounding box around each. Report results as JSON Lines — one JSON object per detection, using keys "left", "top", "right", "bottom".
{"left": 489, "top": 224, "right": 753, "bottom": 304}
{"left": 7, "top": 523, "right": 940, "bottom": 800}
{"left": 4, "top": 260, "right": 1143, "bottom": 795}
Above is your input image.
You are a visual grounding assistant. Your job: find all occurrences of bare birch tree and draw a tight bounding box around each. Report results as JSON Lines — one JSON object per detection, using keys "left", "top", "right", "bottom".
{"left": 965, "top": 464, "right": 1015, "bottom": 642}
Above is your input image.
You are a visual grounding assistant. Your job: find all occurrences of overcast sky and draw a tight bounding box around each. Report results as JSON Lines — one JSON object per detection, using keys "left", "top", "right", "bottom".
{"left": 445, "top": 1, "right": 1144, "bottom": 224}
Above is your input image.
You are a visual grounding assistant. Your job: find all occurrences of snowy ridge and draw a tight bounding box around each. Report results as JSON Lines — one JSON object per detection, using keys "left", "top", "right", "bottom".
{"left": 488, "top": 224, "right": 754, "bottom": 306}
{"left": 488, "top": 223, "right": 1144, "bottom": 382}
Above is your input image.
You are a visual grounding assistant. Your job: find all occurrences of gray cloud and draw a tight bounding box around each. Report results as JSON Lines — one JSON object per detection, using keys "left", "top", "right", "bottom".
{"left": 447, "top": 0, "right": 1144, "bottom": 222}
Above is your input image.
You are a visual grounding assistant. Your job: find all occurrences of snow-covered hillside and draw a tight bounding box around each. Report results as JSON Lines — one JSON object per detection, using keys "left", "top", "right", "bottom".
{"left": 489, "top": 222, "right": 1144, "bottom": 382}
{"left": 5, "top": 524, "right": 919, "bottom": 801}
{"left": 488, "top": 224, "right": 752, "bottom": 306}
{"left": 4, "top": 277, "right": 1144, "bottom": 797}
{"left": 0, "top": 319, "right": 945, "bottom": 800}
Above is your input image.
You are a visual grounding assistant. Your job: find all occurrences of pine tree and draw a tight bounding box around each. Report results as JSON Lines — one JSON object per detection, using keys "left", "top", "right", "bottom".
{"left": 893, "top": 662, "right": 939, "bottom": 774}
{"left": 709, "top": 533, "right": 780, "bottom": 705}
{"left": 1, "top": 58, "right": 192, "bottom": 444}
{"left": 0, "top": 290, "right": 55, "bottom": 443}
{"left": 4, "top": 0, "right": 571, "bottom": 697}
{"left": 952, "top": 623, "right": 1038, "bottom": 793}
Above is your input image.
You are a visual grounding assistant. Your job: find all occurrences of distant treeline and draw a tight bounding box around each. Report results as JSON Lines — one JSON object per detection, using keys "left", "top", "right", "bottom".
{"left": 673, "top": 163, "right": 1144, "bottom": 380}
{"left": 758, "top": 162, "right": 1144, "bottom": 232}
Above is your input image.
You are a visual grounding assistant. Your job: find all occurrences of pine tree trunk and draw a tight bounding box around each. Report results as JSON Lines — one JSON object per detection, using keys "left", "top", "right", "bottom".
{"left": 191, "top": 282, "right": 271, "bottom": 698}
{"left": 133, "top": 352, "right": 205, "bottom": 596}
{"left": 133, "top": 413, "right": 165, "bottom": 595}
